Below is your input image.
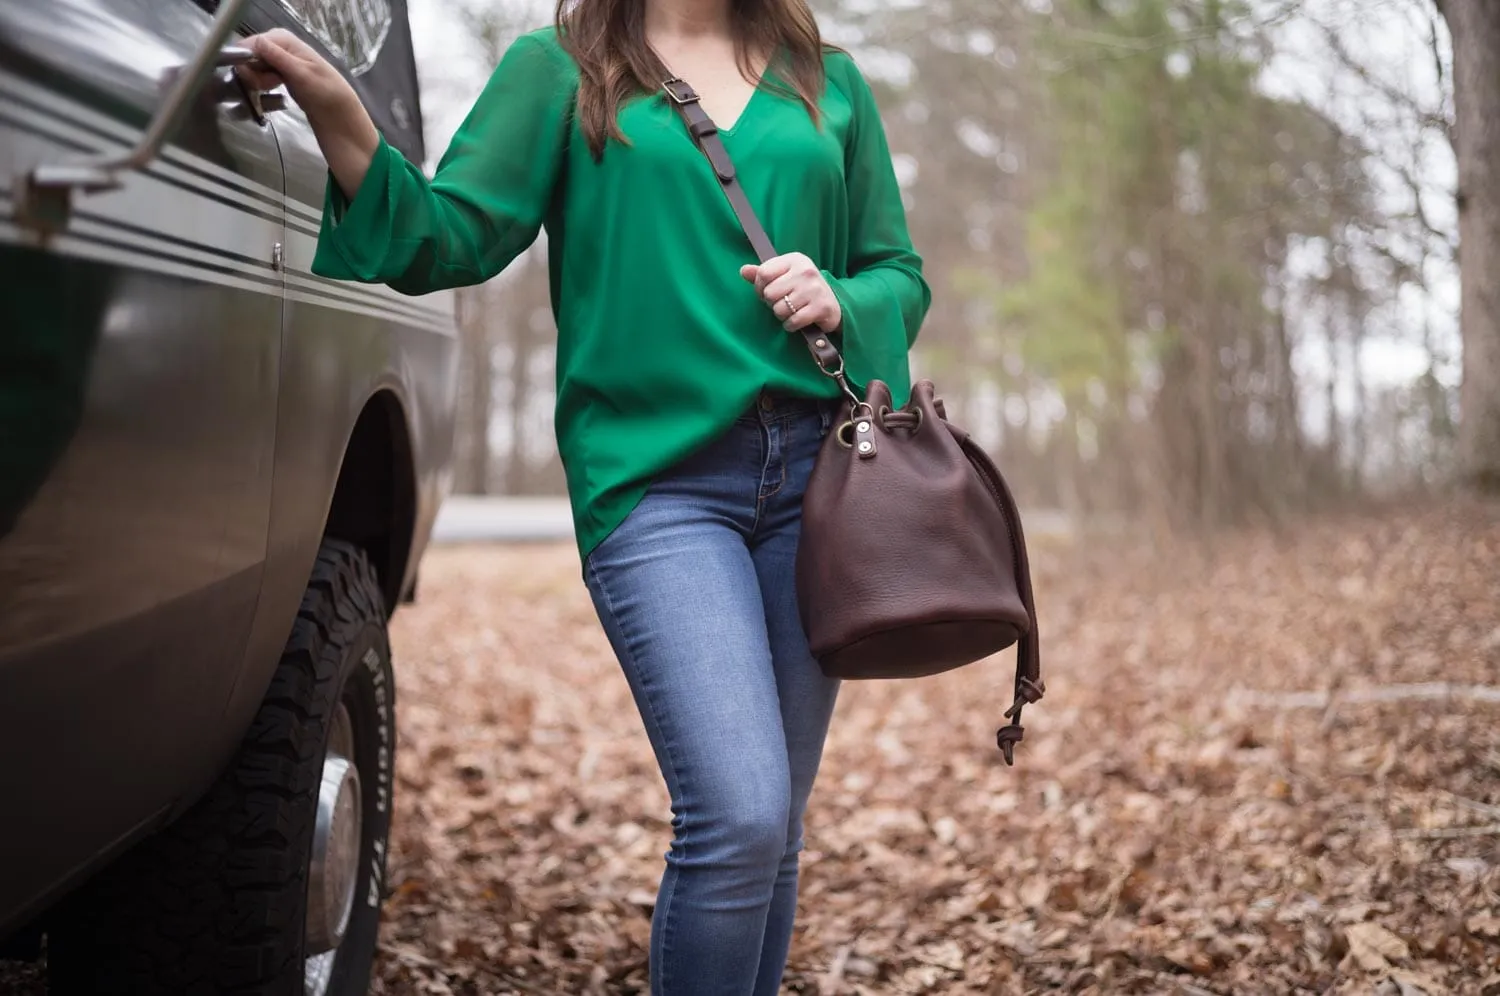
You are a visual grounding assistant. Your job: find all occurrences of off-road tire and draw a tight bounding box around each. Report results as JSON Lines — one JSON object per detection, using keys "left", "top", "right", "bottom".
{"left": 49, "top": 540, "right": 396, "bottom": 996}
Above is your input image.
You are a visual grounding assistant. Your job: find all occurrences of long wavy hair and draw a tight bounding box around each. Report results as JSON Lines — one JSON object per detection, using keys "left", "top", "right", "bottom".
{"left": 556, "top": 0, "right": 829, "bottom": 158}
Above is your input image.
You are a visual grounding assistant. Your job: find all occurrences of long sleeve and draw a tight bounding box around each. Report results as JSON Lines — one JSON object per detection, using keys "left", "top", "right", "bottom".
{"left": 822, "top": 57, "right": 932, "bottom": 402}
{"left": 312, "top": 31, "right": 575, "bottom": 295}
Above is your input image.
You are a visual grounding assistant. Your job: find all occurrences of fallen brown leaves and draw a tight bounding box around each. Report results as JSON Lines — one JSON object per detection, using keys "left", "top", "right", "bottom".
{"left": 376, "top": 499, "right": 1500, "bottom": 994}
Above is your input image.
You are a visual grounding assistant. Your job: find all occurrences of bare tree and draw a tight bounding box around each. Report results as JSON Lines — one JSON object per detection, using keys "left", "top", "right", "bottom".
{"left": 433, "top": 0, "right": 562, "bottom": 496}
{"left": 453, "top": 287, "right": 494, "bottom": 493}
{"left": 1436, "top": 0, "right": 1500, "bottom": 489}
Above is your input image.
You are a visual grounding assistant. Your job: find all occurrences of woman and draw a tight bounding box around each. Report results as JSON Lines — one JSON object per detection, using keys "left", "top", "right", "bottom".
{"left": 240, "top": 0, "right": 928, "bottom": 989}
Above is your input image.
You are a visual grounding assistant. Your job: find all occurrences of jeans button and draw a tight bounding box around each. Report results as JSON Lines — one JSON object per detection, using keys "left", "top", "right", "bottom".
{"left": 759, "top": 393, "right": 775, "bottom": 412}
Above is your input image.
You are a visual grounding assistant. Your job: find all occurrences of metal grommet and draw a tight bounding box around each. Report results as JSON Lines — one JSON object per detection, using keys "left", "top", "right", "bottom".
{"left": 836, "top": 421, "right": 856, "bottom": 448}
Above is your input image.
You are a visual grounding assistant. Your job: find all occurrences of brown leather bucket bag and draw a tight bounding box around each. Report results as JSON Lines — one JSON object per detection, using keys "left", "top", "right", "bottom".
{"left": 666, "top": 78, "right": 1044, "bottom": 763}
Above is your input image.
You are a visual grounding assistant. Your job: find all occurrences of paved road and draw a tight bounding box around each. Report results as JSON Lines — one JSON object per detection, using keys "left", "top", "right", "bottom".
{"left": 432, "top": 495, "right": 1076, "bottom": 545}
{"left": 432, "top": 496, "right": 577, "bottom": 544}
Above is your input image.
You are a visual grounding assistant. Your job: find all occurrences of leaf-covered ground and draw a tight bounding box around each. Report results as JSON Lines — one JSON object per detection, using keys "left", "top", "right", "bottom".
{"left": 3, "top": 502, "right": 1496, "bottom": 995}
{"left": 372, "top": 500, "right": 1500, "bottom": 995}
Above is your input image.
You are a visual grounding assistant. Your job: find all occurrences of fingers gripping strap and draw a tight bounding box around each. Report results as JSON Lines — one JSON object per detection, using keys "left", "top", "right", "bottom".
{"left": 662, "top": 78, "right": 850, "bottom": 386}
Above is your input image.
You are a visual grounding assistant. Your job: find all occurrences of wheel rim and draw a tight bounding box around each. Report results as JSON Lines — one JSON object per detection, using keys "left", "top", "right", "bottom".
{"left": 305, "top": 701, "right": 363, "bottom": 996}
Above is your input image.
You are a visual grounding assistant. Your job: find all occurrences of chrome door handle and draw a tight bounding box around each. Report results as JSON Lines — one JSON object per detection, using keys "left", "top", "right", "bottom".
{"left": 219, "top": 46, "right": 289, "bottom": 122}
{"left": 217, "top": 46, "right": 262, "bottom": 68}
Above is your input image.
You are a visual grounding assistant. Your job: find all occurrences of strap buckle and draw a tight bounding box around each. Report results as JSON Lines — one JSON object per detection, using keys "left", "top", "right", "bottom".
{"left": 662, "top": 78, "right": 700, "bottom": 104}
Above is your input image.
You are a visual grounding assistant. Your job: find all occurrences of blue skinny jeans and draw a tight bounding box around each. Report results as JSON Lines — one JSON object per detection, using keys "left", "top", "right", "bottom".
{"left": 584, "top": 394, "right": 842, "bottom": 995}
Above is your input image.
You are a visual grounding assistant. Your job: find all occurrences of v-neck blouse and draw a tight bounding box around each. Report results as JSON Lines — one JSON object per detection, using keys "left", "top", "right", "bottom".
{"left": 313, "top": 28, "right": 931, "bottom": 560}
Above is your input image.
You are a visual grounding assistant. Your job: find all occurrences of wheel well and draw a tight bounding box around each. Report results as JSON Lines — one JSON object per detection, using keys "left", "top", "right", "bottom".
{"left": 323, "top": 391, "right": 416, "bottom": 615}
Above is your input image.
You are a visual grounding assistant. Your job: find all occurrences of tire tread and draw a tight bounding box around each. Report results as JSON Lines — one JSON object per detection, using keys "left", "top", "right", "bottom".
{"left": 49, "top": 541, "right": 389, "bottom": 996}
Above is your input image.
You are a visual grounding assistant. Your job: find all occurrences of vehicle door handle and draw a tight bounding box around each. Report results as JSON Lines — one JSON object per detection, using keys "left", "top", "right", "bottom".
{"left": 219, "top": 46, "right": 288, "bottom": 121}
{"left": 217, "top": 47, "right": 262, "bottom": 68}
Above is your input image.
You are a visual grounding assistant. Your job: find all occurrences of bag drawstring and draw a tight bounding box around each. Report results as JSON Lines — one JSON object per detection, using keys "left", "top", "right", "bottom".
{"left": 981, "top": 444, "right": 1044, "bottom": 765}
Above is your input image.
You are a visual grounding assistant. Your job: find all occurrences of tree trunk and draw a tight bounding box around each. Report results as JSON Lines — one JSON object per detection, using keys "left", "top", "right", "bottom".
{"left": 1348, "top": 287, "right": 1368, "bottom": 493}
{"left": 454, "top": 287, "right": 492, "bottom": 494}
{"left": 1444, "top": 0, "right": 1500, "bottom": 490}
{"left": 505, "top": 312, "right": 535, "bottom": 495}
{"left": 1326, "top": 300, "right": 1341, "bottom": 498}
{"left": 503, "top": 253, "right": 551, "bottom": 494}
{"left": 1271, "top": 283, "right": 1306, "bottom": 505}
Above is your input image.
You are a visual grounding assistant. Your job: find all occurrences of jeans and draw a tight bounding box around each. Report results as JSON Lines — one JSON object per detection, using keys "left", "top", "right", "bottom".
{"left": 584, "top": 393, "right": 842, "bottom": 996}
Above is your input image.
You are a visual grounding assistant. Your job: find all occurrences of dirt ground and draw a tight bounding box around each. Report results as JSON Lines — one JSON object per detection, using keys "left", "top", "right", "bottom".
{"left": 370, "top": 499, "right": 1500, "bottom": 996}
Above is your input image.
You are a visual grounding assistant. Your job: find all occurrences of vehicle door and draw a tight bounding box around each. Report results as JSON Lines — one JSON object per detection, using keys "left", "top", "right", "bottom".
{"left": 0, "top": 0, "right": 286, "bottom": 928}
{"left": 225, "top": 0, "right": 457, "bottom": 717}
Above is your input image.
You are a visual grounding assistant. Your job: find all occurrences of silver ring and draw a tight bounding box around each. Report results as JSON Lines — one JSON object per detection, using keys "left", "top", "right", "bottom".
{"left": 783, "top": 295, "right": 797, "bottom": 314}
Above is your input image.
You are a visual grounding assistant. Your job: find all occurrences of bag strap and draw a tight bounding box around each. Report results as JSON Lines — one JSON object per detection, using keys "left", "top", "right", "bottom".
{"left": 663, "top": 77, "right": 860, "bottom": 408}
{"left": 666, "top": 77, "right": 1044, "bottom": 764}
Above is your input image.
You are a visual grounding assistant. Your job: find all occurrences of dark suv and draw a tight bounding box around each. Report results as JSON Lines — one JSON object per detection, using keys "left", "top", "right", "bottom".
{"left": 0, "top": 0, "right": 457, "bottom": 991}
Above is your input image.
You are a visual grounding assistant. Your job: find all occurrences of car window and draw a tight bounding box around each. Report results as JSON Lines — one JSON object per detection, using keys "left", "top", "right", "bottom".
{"left": 276, "top": 0, "right": 391, "bottom": 75}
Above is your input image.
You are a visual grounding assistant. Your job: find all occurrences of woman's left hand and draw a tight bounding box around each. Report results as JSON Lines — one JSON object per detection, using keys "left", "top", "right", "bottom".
{"left": 740, "top": 254, "right": 842, "bottom": 333}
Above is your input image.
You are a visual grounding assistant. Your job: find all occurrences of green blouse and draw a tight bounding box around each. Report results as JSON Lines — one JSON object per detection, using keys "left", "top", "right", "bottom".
{"left": 313, "top": 28, "right": 930, "bottom": 559}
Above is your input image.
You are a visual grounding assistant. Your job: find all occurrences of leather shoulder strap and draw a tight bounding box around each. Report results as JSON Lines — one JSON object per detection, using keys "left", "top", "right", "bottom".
{"left": 662, "top": 77, "right": 858, "bottom": 404}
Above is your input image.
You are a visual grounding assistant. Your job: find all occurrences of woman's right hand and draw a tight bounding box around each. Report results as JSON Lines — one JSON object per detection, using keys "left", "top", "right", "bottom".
{"left": 238, "top": 29, "right": 381, "bottom": 200}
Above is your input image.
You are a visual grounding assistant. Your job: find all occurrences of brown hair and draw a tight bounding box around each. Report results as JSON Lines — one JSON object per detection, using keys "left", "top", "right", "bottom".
{"left": 555, "top": 0, "right": 829, "bottom": 158}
